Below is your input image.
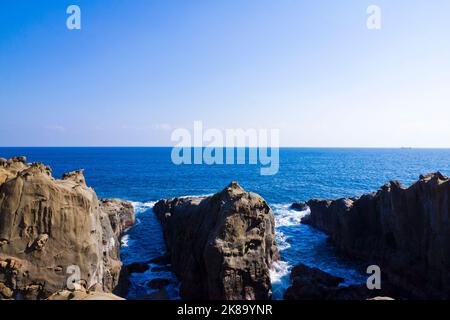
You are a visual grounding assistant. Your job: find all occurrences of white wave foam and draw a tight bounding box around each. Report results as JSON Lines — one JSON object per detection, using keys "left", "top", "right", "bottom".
{"left": 270, "top": 260, "right": 290, "bottom": 284}
{"left": 177, "top": 193, "right": 213, "bottom": 199}
{"left": 130, "top": 201, "right": 156, "bottom": 214}
{"left": 275, "top": 231, "right": 291, "bottom": 251}
{"left": 270, "top": 260, "right": 292, "bottom": 300}
{"left": 121, "top": 234, "right": 130, "bottom": 247}
{"left": 270, "top": 203, "right": 311, "bottom": 298}
{"left": 130, "top": 195, "right": 212, "bottom": 214}
{"left": 272, "top": 203, "right": 310, "bottom": 227}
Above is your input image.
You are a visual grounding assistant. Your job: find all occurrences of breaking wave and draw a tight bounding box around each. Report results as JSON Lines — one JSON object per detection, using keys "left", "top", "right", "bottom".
{"left": 130, "top": 201, "right": 156, "bottom": 214}
{"left": 270, "top": 203, "right": 310, "bottom": 299}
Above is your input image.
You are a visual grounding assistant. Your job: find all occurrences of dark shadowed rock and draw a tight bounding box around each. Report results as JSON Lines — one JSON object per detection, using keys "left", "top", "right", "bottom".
{"left": 284, "top": 264, "right": 344, "bottom": 300}
{"left": 126, "top": 262, "right": 150, "bottom": 274}
{"left": 11, "top": 156, "right": 26, "bottom": 163}
{"left": 153, "top": 181, "right": 278, "bottom": 300}
{"left": 148, "top": 255, "right": 171, "bottom": 265}
{"left": 290, "top": 202, "right": 309, "bottom": 211}
{"left": 151, "top": 266, "right": 172, "bottom": 272}
{"left": 304, "top": 172, "right": 450, "bottom": 299}
{"left": 284, "top": 264, "right": 392, "bottom": 300}
{"left": 0, "top": 157, "right": 134, "bottom": 299}
{"left": 147, "top": 278, "right": 170, "bottom": 290}
{"left": 145, "top": 288, "right": 169, "bottom": 300}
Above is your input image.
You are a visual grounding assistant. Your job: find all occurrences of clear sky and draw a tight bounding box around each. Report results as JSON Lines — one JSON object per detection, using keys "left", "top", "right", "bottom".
{"left": 1, "top": 0, "right": 450, "bottom": 147}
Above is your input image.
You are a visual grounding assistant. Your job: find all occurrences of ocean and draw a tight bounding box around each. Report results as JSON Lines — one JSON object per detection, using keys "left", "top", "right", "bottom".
{"left": 1, "top": 147, "right": 449, "bottom": 299}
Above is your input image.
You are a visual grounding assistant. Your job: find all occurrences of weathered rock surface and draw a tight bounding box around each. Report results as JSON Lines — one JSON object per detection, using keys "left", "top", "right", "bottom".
{"left": 47, "top": 288, "right": 125, "bottom": 300}
{"left": 284, "top": 264, "right": 344, "bottom": 300}
{"left": 153, "top": 182, "right": 278, "bottom": 300}
{"left": 284, "top": 264, "right": 392, "bottom": 300}
{"left": 303, "top": 172, "right": 450, "bottom": 299}
{"left": 290, "top": 202, "right": 309, "bottom": 211}
{"left": 100, "top": 198, "right": 135, "bottom": 238}
{"left": 0, "top": 157, "right": 134, "bottom": 299}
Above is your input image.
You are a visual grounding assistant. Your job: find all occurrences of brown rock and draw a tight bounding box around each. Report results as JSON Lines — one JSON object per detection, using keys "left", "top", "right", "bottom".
{"left": 62, "top": 169, "right": 86, "bottom": 185}
{"left": 290, "top": 202, "right": 309, "bottom": 211}
{"left": 305, "top": 172, "right": 450, "bottom": 299}
{"left": 153, "top": 181, "right": 278, "bottom": 300}
{"left": 100, "top": 199, "right": 135, "bottom": 238}
{"left": 0, "top": 158, "right": 135, "bottom": 299}
{"left": 47, "top": 288, "right": 124, "bottom": 300}
{"left": 11, "top": 156, "right": 27, "bottom": 163}
{"left": 27, "top": 234, "right": 49, "bottom": 252}
{"left": 367, "top": 296, "right": 395, "bottom": 300}
{"left": 0, "top": 282, "right": 13, "bottom": 299}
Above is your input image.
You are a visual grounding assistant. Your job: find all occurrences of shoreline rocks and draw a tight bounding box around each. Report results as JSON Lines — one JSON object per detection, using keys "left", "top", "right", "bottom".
{"left": 153, "top": 182, "right": 279, "bottom": 300}
{"left": 47, "top": 288, "right": 125, "bottom": 300}
{"left": 284, "top": 264, "right": 394, "bottom": 300}
{"left": 0, "top": 157, "right": 134, "bottom": 300}
{"left": 302, "top": 172, "right": 450, "bottom": 299}
{"left": 147, "top": 278, "right": 170, "bottom": 290}
{"left": 284, "top": 264, "right": 344, "bottom": 300}
{"left": 126, "top": 261, "right": 150, "bottom": 274}
{"left": 290, "top": 202, "right": 309, "bottom": 211}
{"left": 100, "top": 199, "right": 135, "bottom": 238}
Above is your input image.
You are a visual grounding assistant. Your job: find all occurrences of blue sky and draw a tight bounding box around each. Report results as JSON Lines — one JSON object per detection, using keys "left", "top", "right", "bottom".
{"left": 1, "top": 0, "right": 450, "bottom": 147}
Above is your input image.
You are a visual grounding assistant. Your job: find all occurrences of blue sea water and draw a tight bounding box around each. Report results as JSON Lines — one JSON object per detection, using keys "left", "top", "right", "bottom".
{"left": 1, "top": 147, "right": 450, "bottom": 299}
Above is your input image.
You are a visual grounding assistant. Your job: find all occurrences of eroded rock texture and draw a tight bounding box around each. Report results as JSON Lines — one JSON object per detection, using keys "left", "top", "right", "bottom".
{"left": 153, "top": 182, "right": 278, "bottom": 300}
{"left": 0, "top": 157, "right": 134, "bottom": 299}
{"left": 284, "top": 264, "right": 393, "bottom": 300}
{"left": 100, "top": 199, "right": 135, "bottom": 238}
{"left": 303, "top": 172, "right": 450, "bottom": 299}
{"left": 47, "top": 288, "right": 125, "bottom": 300}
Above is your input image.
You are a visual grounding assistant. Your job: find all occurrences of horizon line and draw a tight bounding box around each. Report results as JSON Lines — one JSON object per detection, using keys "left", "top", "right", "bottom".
{"left": 1, "top": 146, "right": 450, "bottom": 149}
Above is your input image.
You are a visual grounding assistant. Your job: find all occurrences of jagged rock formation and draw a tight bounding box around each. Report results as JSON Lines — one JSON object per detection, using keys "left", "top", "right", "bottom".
{"left": 284, "top": 264, "right": 344, "bottom": 300}
{"left": 0, "top": 157, "right": 134, "bottom": 300}
{"left": 303, "top": 172, "right": 450, "bottom": 299}
{"left": 100, "top": 199, "right": 135, "bottom": 238}
{"left": 153, "top": 182, "right": 279, "bottom": 300}
{"left": 290, "top": 202, "right": 308, "bottom": 211}
{"left": 284, "top": 264, "right": 393, "bottom": 300}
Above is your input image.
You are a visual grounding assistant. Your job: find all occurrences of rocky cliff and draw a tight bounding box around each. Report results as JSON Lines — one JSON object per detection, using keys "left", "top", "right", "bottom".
{"left": 0, "top": 157, "right": 134, "bottom": 300}
{"left": 153, "top": 182, "right": 278, "bottom": 300}
{"left": 284, "top": 264, "right": 395, "bottom": 300}
{"left": 99, "top": 198, "right": 135, "bottom": 238}
{"left": 303, "top": 172, "right": 450, "bottom": 299}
